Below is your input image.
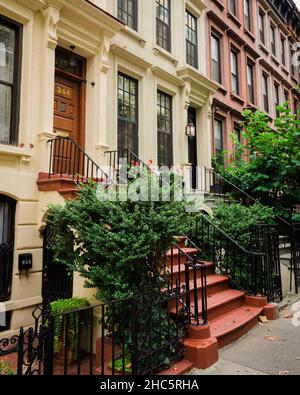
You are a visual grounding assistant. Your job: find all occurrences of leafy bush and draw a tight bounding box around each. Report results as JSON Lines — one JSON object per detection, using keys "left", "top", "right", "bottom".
{"left": 48, "top": 172, "right": 191, "bottom": 371}
{"left": 212, "top": 202, "right": 275, "bottom": 249}
{"left": 50, "top": 297, "right": 90, "bottom": 361}
{"left": 0, "top": 361, "right": 14, "bottom": 375}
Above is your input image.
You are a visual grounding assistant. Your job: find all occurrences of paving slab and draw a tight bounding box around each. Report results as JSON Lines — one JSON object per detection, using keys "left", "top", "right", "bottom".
{"left": 189, "top": 307, "right": 300, "bottom": 375}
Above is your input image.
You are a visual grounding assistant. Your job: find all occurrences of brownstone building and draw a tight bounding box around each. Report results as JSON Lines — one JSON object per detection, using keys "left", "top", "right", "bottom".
{"left": 205, "top": 0, "right": 300, "bottom": 161}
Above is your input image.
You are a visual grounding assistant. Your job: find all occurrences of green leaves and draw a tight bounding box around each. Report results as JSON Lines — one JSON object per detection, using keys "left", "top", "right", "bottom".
{"left": 222, "top": 103, "right": 300, "bottom": 219}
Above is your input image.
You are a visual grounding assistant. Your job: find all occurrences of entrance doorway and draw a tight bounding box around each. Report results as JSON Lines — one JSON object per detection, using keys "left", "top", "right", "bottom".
{"left": 187, "top": 107, "right": 198, "bottom": 190}
{"left": 52, "top": 47, "right": 86, "bottom": 174}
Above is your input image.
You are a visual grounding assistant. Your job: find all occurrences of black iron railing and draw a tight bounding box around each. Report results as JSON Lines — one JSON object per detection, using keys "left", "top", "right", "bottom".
{"left": 201, "top": 166, "right": 299, "bottom": 294}
{"left": 47, "top": 137, "right": 115, "bottom": 186}
{"left": 192, "top": 214, "right": 282, "bottom": 302}
{"left": 105, "top": 149, "right": 152, "bottom": 183}
{"left": 165, "top": 239, "right": 208, "bottom": 327}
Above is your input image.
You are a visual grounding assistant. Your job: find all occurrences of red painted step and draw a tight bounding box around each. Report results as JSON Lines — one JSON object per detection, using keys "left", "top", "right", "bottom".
{"left": 165, "top": 247, "right": 200, "bottom": 267}
{"left": 168, "top": 274, "right": 229, "bottom": 309}
{"left": 210, "top": 304, "right": 263, "bottom": 348}
{"left": 166, "top": 261, "right": 215, "bottom": 278}
{"left": 170, "top": 288, "right": 245, "bottom": 321}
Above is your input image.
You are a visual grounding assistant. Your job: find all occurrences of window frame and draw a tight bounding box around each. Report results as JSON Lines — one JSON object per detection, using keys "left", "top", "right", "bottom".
{"left": 185, "top": 10, "right": 198, "bottom": 69}
{"left": 117, "top": 72, "right": 139, "bottom": 155}
{"left": 156, "top": 0, "right": 171, "bottom": 53}
{"left": 258, "top": 10, "right": 265, "bottom": 45}
{"left": 157, "top": 90, "right": 173, "bottom": 167}
{"left": 229, "top": 0, "right": 237, "bottom": 16}
{"left": 274, "top": 82, "right": 280, "bottom": 118}
{"left": 270, "top": 23, "right": 277, "bottom": 57}
{"left": 262, "top": 73, "right": 269, "bottom": 113}
{"left": 0, "top": 15, "right": 22, "bottom": 146}
{"left": 211, "top": 32, "right": 222, "bottom": 84}
{"left": 280, "top": 35, "right": 286, "bottom": 67}
{"left": 214, "top": 117, "right": 224, "bottom": 158}
{"left": 230, "top": 48, "right": 240, "bottom": 96}
{"left": 247, "top": 61, "right": 255, "bottom": 104}
{"left": 244, "top": 0, "right": 251, "bottom": 31}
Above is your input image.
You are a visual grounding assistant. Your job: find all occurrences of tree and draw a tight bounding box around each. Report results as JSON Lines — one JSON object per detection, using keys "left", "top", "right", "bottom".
{"left": 220, "top": 103, "right": 300, "bottom": 220}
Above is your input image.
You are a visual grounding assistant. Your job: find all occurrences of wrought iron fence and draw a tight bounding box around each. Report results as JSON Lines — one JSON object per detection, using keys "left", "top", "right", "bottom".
{"left": 192, "top": 214, "right": 282, "bottom": 302}
{"left": 0, "top": 241, "right": 208, "bottom": 375}
{"left": 47, "top": 137, "right": 115, "bottom": 186}
{"left": 199, "top": 166, "right": 299, "bottom": 294}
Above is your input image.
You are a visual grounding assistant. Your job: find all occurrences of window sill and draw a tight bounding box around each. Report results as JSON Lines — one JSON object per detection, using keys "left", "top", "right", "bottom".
{"left": 245, "top": 102, "right": 258, "bottom": 111}
{"left": 244, "top": 28, "right": 255, "bottom": 42}
{"left": 259, "top": 43, "right": 269, "bottom": 56}
{"left": 214, "top": 82, "right": 227, "bottom": 95}
{"left": 153, "top": 46, "right": 179, "bottom": 67}
{"left": 211, "top": 0, "right": 225, "bottom": 11}
{"left": 230, "top": 92, "right": 245, "bottom": 105}
{"left": 122, "top": 26, "right": 147, "bottom": 48}
{"left": 0, "top": 144, "right": 32, "bottom": 160}
{"left": 227, "top": 12, "right": 241, "bottom": 28}
{"left": 280, "top": 65, "right": 289, "bottom": 77}
{"left": 270, "top": 54, "right": 280, "bottom": 67}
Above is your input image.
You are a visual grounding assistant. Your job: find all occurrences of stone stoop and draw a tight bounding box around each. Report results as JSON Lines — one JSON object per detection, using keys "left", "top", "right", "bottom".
{"left": 166, "top": 240, "right": 279, "bottom": 370}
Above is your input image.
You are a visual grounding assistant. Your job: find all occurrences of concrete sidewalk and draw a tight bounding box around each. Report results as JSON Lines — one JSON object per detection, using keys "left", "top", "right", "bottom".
{"left": 189, "top": 299, "right": 300, "bottom": 375}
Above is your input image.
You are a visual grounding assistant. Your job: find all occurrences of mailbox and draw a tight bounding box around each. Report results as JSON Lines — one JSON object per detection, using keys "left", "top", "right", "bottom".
{"left": 18, "top": 253, "right": 33, "bottom": 271}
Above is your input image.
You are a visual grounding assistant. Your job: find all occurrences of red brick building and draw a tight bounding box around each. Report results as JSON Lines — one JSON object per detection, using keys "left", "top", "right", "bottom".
{"left": 205, "top": 0, "right": 300, "bottom": 162}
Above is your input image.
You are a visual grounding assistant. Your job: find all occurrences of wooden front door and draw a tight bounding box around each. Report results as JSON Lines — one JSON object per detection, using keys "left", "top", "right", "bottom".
{"left": 52, "top": 48, "right": 86, "bottom": 175}
{"left": 54, "top": 75, "right": 80, "bottom": 142}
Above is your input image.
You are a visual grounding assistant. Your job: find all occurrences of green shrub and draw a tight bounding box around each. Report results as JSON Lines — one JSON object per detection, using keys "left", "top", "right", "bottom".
{"left": 212, "top": 202, "right": 275, "bottom": 249}
{"left": 48, "top": 173, "right": 191, "bottom": 372}
{"left": 0, "top": 361, "right": 14, "bottom": 375}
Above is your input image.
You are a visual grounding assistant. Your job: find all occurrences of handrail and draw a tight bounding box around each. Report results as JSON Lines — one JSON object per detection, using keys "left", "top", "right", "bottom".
{"left": 205, "top": 166, "right": 292, "bottom": 227}
{"left": 196, "top": 214, "right": 266, "bottom": 257}
{"left": 47, "top": 137, "right": 116, "bottom": 186}
{"left": 193, "top": 213, "right": 282, "bottom": 301}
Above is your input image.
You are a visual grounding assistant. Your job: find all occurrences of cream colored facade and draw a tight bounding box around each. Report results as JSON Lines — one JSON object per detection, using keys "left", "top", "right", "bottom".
{"left": 0, "top": 0, "right": 217, "bottom": 334}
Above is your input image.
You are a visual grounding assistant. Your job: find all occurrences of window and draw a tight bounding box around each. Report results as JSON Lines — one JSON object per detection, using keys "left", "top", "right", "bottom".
{"left": 186, "top": 11, "right": 198, "bottom": 69}
{"left": 247, "top": 62, "right": 255, "bottom": 103}
{"left": 118, "top": 73, "right": 138, "bottom": 154}
{"left": 274, "top": 83, "right": 280, "bottom": 117}
{"left": 157, "top": 91, "right": 173, "bottom": 167}
{"left": 281, "top": 36, "right": 286, "bottom": 66}
{"left": 262, "top": 73, "right": 269, "bottom": 113}
{"left": 290, "top": 44, "right": 295, "bottom": 76}
{"left": 270, "top": 24, "right": 276, "bottom": 56}
{"left": 244, "top": 0, "right": 251, "bottom": 31}
{"left": 156, "top": 0, "right": 171, "bottom": 52}
{"left": 214, "top": 118, "right": 224, "bottom": 157}
{"left": 0, "top": 195, "right": 16, "bottom": 302}
{"left": 231, "top": 49, "right": 239, "bottom": 95}
{"left": 229, "top": 0, "right": 237, "bottom": 16}
{"left": 258, "top": 11, "right": 265, "bottom": 45}
{"left": 117, "top": 0, "right": 138, "bottom": 31}
{"left": 0, "top": 16, "right": 22, "bottom": 146}
{"left": 211, "top": 34, "right": 222, "bottom": 83}
{"left": 233, "top": 125, "right": 242, "bottom": 154}
{"left": 284, "top": 90, "right": 289, "bottom": 104}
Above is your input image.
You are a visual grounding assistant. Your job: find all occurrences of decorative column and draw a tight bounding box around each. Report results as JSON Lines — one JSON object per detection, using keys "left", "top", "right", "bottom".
{"left": 95, "top": 34, "right": 112, "bottom": 166}
{"left": 38, "top": 4, "right": 61, "bottom": 172}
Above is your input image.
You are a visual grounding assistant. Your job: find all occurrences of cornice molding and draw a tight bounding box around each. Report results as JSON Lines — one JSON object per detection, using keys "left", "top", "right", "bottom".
{"left": 14, "top": 0, "right": 46, "bottom": 11}
{"left": 110, "top": 44, "right": 153, "bottom": 70}
{"left": 176, "top": 66, "right": 219, "bottom": 95}
{"left": 151, "top": 66, "right": 185, "bottom": 88}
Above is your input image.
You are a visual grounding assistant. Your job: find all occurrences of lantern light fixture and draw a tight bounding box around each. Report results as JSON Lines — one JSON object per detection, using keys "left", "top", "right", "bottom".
{"left": 185, "top": 123, "right": 196, "bottom": 137}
